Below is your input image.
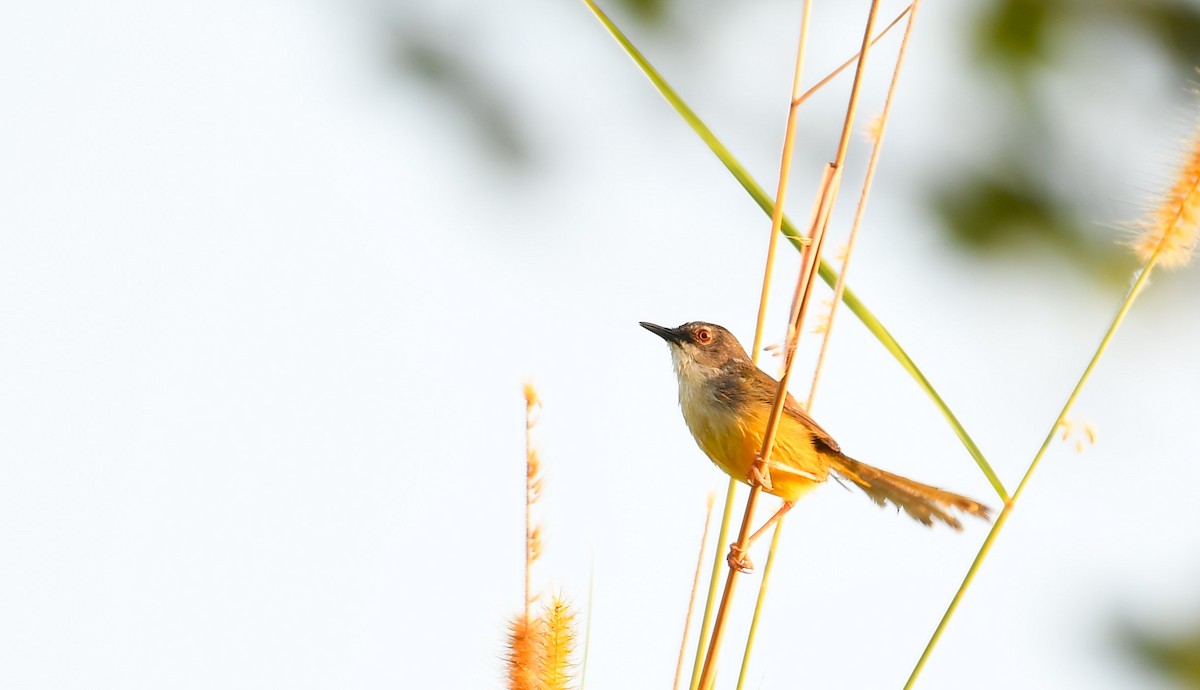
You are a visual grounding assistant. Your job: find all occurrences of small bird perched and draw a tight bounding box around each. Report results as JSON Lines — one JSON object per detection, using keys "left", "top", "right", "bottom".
{"left": 641, "top": 320, "right": 991, "bottom": 571}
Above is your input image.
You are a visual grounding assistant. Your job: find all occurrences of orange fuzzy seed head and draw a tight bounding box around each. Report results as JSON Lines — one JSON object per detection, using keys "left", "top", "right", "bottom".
{"left": 1134, "top": 126, "right": 1200, "bottom": 268}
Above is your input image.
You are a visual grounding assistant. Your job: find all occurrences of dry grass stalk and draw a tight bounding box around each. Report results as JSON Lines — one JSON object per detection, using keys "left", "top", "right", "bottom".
{"left": 697, "top": 2, "right": 885, "bottom": 686}
{"left": 674, "top": 494, "right": 716, "bottom": 690}
{"left": 691, "top": 4, "right": 817, "bottom": 687}
{"left": 807, "top": 0, "right": 921, "bottom": 408}
{"left": 507, "top": 385, "right": 580, "bottom": 690}
{"left": 747, "top": 0, "right": 815, "bottom": 360}
{"left": 792, "top": 4, "right": 914, "bottom": 110}
{"left": 524, "top": 382, "right": 544, "bottom": 620}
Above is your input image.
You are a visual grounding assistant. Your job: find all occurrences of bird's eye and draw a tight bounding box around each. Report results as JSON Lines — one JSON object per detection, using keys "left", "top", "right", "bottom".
{"left": 696, "top": 328, "right": 713, "bottom": 343}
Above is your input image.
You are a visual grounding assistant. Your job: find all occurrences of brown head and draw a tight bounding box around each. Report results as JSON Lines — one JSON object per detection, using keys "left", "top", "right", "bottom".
{"left": 640, "top": 321, "right": 752, "bottom": 377}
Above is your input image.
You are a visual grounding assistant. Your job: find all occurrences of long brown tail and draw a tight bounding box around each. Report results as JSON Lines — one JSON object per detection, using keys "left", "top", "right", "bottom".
{"left": 827, "top": 453, "right": 992, "bottom": 530}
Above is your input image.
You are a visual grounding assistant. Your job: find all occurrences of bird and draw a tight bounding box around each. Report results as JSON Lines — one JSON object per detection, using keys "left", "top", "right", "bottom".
{"left": 641, "top": 320, "right": 991, "bottom": 571}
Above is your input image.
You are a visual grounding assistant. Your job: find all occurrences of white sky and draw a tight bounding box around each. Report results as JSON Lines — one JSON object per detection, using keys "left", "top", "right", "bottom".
{"left": 2, "top": 1, "right": 1198, "bottom": 689}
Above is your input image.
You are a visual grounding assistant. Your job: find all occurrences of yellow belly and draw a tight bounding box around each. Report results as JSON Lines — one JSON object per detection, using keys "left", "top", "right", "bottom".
{"left": 681, "top": 393, "right": 829, "bottom": 502}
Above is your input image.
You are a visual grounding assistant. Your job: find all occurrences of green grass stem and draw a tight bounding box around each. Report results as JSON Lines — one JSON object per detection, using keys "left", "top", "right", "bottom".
{"left": 903, "top": 260, "right": 1160, "bottom": 689}
{"left": 735, "top": 518, "right": 786, "bottom": 690}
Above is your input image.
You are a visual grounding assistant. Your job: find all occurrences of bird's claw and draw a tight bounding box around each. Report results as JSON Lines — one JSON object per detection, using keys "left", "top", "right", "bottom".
{"left": 726, "top": 543, "right": 754, "bottom": 574}
{"left": 747, "top": 459, "right": 773, "bottom": 491}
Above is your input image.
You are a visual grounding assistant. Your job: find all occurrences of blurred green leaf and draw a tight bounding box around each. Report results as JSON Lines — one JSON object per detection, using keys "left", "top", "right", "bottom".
{"left": 616, "top": 0, "right": 670, "bottom": 23}
{"left": 934, "top": 171, "right": 1070, "bottom": 248}
{"left": 974, "top": 0, "right": 1067, "bottom": 74}
{"left": 931, "top": 168, "right": 1135, "bottom": 281}
{"left": 1123, "top": 2, "right": 1200, "bottom": 67}
{"left": 1121, "top": 619, "right": 1200, "bottom": 689}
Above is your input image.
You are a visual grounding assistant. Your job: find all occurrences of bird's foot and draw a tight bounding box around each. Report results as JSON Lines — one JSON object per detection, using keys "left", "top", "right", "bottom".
{"left": 747, "top": 459, "right": 773, "bottom": 491}
{"left": 726, "top": 543, "right": 754, "bottom": 574}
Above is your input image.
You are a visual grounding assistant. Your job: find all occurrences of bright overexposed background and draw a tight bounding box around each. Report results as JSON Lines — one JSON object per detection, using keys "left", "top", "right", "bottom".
{"left": 2, "top": 1, "right": 1198, "bottom": 688}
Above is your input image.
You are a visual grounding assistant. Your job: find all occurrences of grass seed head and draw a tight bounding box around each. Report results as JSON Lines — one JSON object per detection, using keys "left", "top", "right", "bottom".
{"left": 1133, "top": 124, "right": 1200, "bottom": 268}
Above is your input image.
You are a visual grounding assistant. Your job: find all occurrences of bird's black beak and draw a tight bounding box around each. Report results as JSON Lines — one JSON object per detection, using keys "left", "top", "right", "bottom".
{"left": 640, "top": 321, "right": 684, "bottom": 344}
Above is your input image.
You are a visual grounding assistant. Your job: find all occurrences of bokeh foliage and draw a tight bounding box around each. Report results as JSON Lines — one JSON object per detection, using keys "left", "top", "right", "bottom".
{"left": 387, "top": 0, "right": 1200, "bottom": 281}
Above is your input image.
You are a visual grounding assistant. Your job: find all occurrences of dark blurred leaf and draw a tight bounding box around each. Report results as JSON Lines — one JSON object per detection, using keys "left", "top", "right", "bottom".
{"left": 956, "top": 0, "right": 1200, "bottom": 280}
{"left": 931, "top": 169, "right": 1133, "bottom": 280}
{"left": 616, "top": 0, "right": 670, "bottom": 23}
{"left": 1121, "top": 619, "right": 1200, "bottom": 689}
{"left": 1123, "top": 2, "right": 1200, "bottom": 67}
{"left": 974, "top": 0, "right": 1067, "bottom": 75}
{"left": 933, "top": 172, "right": 1068, "bottom": 247}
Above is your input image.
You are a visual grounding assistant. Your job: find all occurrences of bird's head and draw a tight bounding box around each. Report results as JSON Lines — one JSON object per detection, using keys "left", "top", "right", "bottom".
{"left": 640, "top": 321, "right": 751, "bottom": 376}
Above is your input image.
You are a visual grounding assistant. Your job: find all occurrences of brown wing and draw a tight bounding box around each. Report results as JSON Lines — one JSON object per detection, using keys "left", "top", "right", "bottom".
{"left": 749, "top": 367, "right": 840, "bottom": 453}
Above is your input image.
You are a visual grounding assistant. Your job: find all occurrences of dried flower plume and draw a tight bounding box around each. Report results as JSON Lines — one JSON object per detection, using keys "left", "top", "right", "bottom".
{"left": 541, "top": 597, "right": 578, "bottom": 690}
{"left": 507, "top": 614, "right": 546, "bottom": 690}
{"left": 1134, "top": 123, "right": 1200, "bottom": 268}
{"left": 507, "top": 384, "right": 580, "bottom": 689}
{"left": 505, "top": 598, "right": 578, "bottom": 690}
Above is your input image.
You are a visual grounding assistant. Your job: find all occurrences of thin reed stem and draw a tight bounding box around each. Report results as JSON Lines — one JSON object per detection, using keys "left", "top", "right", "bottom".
{"left": 793, "top": 5, "right": 912, "bottom": 110}
{"left": 750, "top": 0, "right": 813, "bottom": 360}
{"left": 675, "top": 496, "right": 717, "bottom": 690}
{"left": 697, "top": 162, "right": 832, "bottom": 690}
{"left": 831, "top": 1, "right": 882, "bottom": 171}
{"left": 903, "top": 253, "right": 1163, "bottom": 689}
{"left": 809, "top": 0, "right": 920, "bottom": 406}
{"left": 737, "top": 6, "right": 924, "bottom": 685}
{"left": 706, "top": 163, "right": 838, "bottom": 689}
{"left": 690, "top": 481, "right": 738, "bottom": 690}
{"left": 693, "top": 3, "right": 815, "bottom": 686}
{"left": 697, "top": 3, "right": 882, "bottom": 686}
{"left": 581, "top": 558, "right": 594, "bottom": 690}
{"left": 735, "top": 518, "right": 785, "bottom": 690}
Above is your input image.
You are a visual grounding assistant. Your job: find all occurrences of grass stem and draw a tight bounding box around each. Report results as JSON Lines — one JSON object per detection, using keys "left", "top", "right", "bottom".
{"left": 698, "top": 3, "right": 881, "bottom": 686}
{"left": 736, "top": 518, "right": 786, "bottom": 690}
{"left": 903, "top": 254, "right": 1162, "bottom": 689}
{"left": 675, "top": 495, "right": 716, "bottom": 690}
{"left": 809, "top": 0, "right": 920, "bottom": 405}
{"left": 689, "top": 480, "right": 738, "bottom": 690}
